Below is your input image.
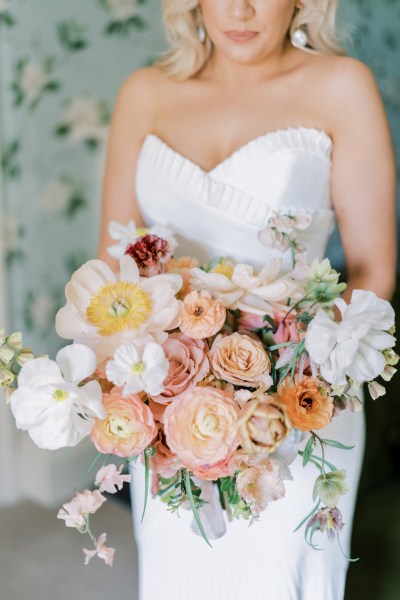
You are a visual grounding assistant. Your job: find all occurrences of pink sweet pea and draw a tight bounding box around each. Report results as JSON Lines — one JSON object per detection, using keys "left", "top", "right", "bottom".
{"left": 95, "top": 464, "right": 131, "bottom": 494}
{"left": 83, "top": 533, "right": 115, "bottom": 566}
{"left": 57, "top": 489, "right": 106, "bottom": 529}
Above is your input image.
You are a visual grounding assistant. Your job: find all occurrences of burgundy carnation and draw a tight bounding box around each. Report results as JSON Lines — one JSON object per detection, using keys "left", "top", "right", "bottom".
{"left": 124, "top": 234, "right": 172, "bottom": 277}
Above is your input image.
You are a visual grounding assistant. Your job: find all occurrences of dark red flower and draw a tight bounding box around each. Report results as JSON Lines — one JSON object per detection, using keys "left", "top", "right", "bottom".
{"left": 124, "top": 234, "right": 172, "bottom": 277}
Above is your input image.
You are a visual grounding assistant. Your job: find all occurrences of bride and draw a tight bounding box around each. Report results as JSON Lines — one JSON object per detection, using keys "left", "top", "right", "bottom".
{"left": 97, "top": 1, "right": 396, "bottom": 598}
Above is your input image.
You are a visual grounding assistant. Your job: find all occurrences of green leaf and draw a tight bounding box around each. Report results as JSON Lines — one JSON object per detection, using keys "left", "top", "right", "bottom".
{"left": 140, "top": 450, "right": 150, "bottom": 523}
{"left": 184, "top": 470, "right": 212, "bottom": 548}
{"left": 302, "top": 436, "right": 316, "bottom": 467}
{"left": 321, "top": 439, "right": 355, "bottom": 451}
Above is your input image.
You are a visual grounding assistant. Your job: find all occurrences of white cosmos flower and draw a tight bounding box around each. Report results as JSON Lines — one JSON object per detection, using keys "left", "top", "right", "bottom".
{"left": 107, "top": 219, "right": 178, "bottom": 260}
{"left": 305, "top": 289, "right": 396, "bottom": 386}
{"left": 190, "top": 258, "right": 299, "bottom": 316}
{"left": 55, "top": 255, "right": 182, "bottom": 362}
{"left": 106, "top": 341, "right": 168, "bottom": 396}
{"left": 10, "top": 344, "right": 105, "bottom": 450}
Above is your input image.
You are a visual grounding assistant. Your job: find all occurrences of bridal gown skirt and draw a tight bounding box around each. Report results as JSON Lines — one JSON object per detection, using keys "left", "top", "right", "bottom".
{"left": 130, "top": 407, "right": 365, "bottom": 600}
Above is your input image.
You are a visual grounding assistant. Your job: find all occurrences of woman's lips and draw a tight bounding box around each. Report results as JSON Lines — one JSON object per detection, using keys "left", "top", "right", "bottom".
{"left": 224, "top": 30, "right": 259, "bottom": 43}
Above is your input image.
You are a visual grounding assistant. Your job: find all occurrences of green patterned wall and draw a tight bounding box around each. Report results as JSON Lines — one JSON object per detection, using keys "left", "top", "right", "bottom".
{"left": 0, "top": 0, "right": 399, "bottom": 357}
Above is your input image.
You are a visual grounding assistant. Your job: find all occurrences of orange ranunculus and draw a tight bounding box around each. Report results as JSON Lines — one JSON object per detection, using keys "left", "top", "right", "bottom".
{"left": 179, "top": 290, "right": 226, "bottom": 339}
{"left": 277, "top": 376, "right": 333, "bottom": 431}
{"left": 90, "top": 389, "right": 156, "bottom": 457}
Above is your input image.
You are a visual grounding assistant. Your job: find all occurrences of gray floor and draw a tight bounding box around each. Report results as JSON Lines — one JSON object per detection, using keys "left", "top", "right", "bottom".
{"left": 0, "top": 498, "right": 138, "bottom": 600}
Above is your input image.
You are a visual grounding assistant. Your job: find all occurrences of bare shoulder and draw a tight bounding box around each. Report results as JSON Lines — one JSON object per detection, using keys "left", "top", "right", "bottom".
{"left": 113, "top": 66, "right": 172, "bottom": 129}
{"left": 309, "top": 56, "right": 380, "bottom": 112}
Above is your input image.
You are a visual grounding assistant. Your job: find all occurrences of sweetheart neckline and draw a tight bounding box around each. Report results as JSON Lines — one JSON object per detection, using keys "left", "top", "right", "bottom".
{"left": 140, "top": 126, "right": 333, "bottom": 175}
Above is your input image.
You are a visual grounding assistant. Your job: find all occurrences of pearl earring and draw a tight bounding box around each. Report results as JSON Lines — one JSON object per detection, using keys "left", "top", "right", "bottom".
{"left": 197, "top": 22, "right": 206, "bottom": 43}
{"left": 291, "top": 28, "right": 308, "bottom": 48}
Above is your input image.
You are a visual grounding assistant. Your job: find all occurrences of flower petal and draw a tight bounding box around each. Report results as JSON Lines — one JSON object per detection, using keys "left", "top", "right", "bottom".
{"left": 56, "top": 344, "right": 97, "bottom": 384}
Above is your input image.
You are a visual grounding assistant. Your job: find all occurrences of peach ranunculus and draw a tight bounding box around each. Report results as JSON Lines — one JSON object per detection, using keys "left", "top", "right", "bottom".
{"left": 167, "top": 256, "right": 199, "bottom": 300}
{"left": 150, "top": 426, "right": 181, "bottom": 478}
{"left": 209, "top": 333, "right": 271, "bottom": 387}
{"left": 278, "top": 376, "right": 334, "bottom": 431}
{"left": 90, "top": 389, "right": 157, "bottom": 457}
{"left": 237, "top": 395, "right": 291, "bottom": 455}
{"left": 150, "top": 333, "right": 210, "bottom": 404}
{"left": 164, "top": 386, "right": 239, "bottom": 470}
{"left": 179, "top": 290, "right": 226, "bottom": 339}
{"left": 236, "top": 461, "right": 285, "bottom": 513}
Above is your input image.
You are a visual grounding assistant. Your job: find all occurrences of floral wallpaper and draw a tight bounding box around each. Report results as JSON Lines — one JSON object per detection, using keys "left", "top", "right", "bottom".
{"left": 0, "top": 0, "right": 399, "bottom": 356}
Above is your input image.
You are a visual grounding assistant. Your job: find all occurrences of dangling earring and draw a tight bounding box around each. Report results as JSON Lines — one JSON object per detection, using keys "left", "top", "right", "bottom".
{"left": 291, "top": 27, "right": 308, "bottom": 48}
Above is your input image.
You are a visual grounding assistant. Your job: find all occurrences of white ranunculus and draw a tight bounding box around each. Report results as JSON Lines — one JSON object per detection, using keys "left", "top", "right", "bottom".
{"left": 107, "top": 219, "right": 178, "bottom": 260}
{"left": 106, "top": 0, "right": 138, "bottom": 21}
{"left": 190, "top": 258, "right": 299, "bottom": 315}
{"left": 55, "top": 255, "right": 182, "bottom": 362}
{"left": 20, "top": 62, "right": 49, "bottom": 104}
{"left": 10, "top": 344, "right": 105, "bottom": 449}
{"left": 39, "top": 180, "right": 72, "bottom": 215}
{"left": 305, "top": 289, "right": 395, "bottom": 386}
{"left": 106, "top": 341, "right": 168, "bottom": 396}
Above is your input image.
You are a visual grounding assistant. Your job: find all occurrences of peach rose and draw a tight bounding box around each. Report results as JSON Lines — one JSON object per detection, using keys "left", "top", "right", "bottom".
{"left": 278, "top": 376, "right": 333, "bottom": 431}
{"left": 236, "top": 461, "right": 285, "bottom": 513}
{"left": 238, "top": 395, "right": 291, "bottom": 455}
{"left": 164, "top": 386, "right": 239, "bottom": 470}
{"left": 90, "top": 389, "right": 157, "bottom": 457}
{"left": 179, "top": 290, "right": 226, "bottom": 339}
{"left": 151, "top": 333, "right": 210, "bottom": 404}
{"left": 150, "top": 426, "right": 181, "bottom": 478}
{"left": 167, "top": 256, "right": 199, "bottom": 299}
{"left": 209, "top": 333, "right": 271, "bottom": 387}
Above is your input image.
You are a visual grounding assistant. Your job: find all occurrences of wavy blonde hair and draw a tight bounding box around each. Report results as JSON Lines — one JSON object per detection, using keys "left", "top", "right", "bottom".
{"left": 156, "top": 0, "right": 346, "bottom": 80}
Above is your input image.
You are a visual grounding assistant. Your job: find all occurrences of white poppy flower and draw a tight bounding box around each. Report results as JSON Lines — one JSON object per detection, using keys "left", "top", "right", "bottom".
{"left": 190, "top": 258, "right": 299, "bottom": 315}
{"left": 55, "top": 255, "right": 182, "bottom": 362}
{"left": 107, "top": 219, "right": 177, "bottom": 260}
{"left": 305, "top": 290, "right": 395, "bottom": 386}
{"left": 10, "top": 344, "right": 105, "bottom": 450}
{"left": 106, "top": 341, "right": 168, "bottom": 396}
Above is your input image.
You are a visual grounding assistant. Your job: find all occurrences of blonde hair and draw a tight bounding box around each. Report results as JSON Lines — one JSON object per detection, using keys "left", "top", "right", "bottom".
{"left": 156, "top": 0, "right": 346, "bottom": 81}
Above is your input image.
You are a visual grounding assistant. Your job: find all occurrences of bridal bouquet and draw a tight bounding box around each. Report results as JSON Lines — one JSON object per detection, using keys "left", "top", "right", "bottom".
{"left": 2, "top": 212, "right": 397, "bottom": 565}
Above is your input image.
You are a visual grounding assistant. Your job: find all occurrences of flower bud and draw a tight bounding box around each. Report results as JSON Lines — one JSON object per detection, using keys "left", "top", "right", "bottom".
{"left": 0, "top": 346, "right": 15, "bottom": 363}
{"left": 6, "top": 332, "right": 23, "bottom": 350}
{"left": 0, "top": 367, "right": 15, "bottom": 386}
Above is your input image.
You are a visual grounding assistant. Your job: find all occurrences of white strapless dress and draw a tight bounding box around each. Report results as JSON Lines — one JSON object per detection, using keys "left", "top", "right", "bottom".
{"left": 131, "top": 128, "right": 366, "bottom": 600}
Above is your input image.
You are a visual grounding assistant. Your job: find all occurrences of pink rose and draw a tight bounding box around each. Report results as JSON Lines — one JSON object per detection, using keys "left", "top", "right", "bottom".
{"left": 90, "top": 390, "right": 157, "bottom": 457}
{"left": 164, "top": 386, "right": 239, "bottom": 470}
{"left": 237, "top": 312, "right": 265, "bottom": 333}
{"left": 236, "top": 462, "right": 285, "bottom": 513}
{"left": 151, "top": 333, "right": 210, "bottom": 404}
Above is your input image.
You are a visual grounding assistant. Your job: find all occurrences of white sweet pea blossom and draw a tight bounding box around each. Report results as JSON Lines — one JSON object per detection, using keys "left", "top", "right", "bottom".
{"left": 61, "top": 98, "right": 107, "bottom": 143}
{"left": 55, "top": 255, "right": 182, "bottom": 362}
{"left": 305, "top": 290, "right": 395, "bottom": 387}
{"left": 106, "top": 341, "right": 168, "bottom": 396}
{"left": 10, "top": 344, "right": 105, "bottom": 449}
{"left": 190, "top": 258, "right": 299, "bottom": 316}
{"left": 107, "top": 219, "right": 177, "bottom": 260}
{"left": 20, "top": 62, "right": 49, "bottom": 104}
